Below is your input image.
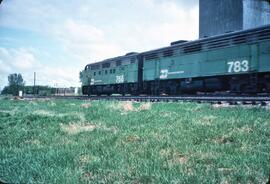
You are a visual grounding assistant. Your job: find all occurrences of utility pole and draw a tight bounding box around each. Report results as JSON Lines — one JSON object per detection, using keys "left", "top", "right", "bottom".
{"left": 33, "top": 72, "right": 36, "bottom": 95}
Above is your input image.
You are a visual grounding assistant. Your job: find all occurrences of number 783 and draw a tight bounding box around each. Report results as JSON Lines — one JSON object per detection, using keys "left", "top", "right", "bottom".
{"left": 227, "top": 60, "right": 249, "bottom": 73}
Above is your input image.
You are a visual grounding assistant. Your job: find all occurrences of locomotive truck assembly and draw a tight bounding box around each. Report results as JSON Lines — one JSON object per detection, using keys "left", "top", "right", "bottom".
{"left": 81, "top": 25, "right": 270, "bottom": 96}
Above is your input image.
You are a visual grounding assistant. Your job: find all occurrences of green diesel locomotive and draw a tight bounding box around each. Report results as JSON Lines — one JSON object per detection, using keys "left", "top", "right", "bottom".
{"left": 82, "top": 25, "right": 270, "bottom": 96}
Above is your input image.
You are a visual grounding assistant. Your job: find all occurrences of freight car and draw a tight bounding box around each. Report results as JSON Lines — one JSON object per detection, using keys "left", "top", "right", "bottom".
{"left": 81, "top": 25, "right": 270, "bottom": 96}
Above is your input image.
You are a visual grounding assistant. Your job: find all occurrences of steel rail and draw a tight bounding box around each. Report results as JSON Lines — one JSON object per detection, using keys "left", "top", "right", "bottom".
{"left": 23, "top": 95, "right": 270, "bottom": 104}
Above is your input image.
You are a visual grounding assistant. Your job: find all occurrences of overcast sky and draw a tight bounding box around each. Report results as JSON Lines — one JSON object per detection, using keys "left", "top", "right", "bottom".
{"left": 0, "top": 0, "right": 198, "bottom": 88}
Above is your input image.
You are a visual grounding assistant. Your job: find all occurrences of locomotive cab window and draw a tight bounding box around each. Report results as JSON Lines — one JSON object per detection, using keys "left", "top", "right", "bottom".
{"left": 102, "top": 63, "right": 110, "bottom": 68}
{"left": 85, "top": 65, "right": 90, "bottom": 70}
{"left": 94, "top": 72, "right": 96, "bottom": 76}
{"left": 105, "top": 70, "right": 108, "bottom": 75}
{"left": 122, "top": 60, "right": 130, "bottom": 65}
{"left": 91, "top": 64, "right": 100, "bottom": 70}
{"left": 130, "top": 58, "right": 136, "bottom": 64}
{"left": 98, "top": 71, "right": 101, "bottom": 75}
{"left": 163, "top": 49, "right": 174, "bottom": 57}
{"left": 116, "top": 60, "right": 122, "bottom": 66}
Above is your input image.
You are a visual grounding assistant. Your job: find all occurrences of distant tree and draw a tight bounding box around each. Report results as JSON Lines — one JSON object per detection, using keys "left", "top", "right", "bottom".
{"left": 1, "top": 73, "right": 25, "bottom": 95}
{"left": 1, "top": 86, "right": 11, "bottom": 95}
{"left": 79, "top": 71, "right": 84, "bottom": 83}
{"left": 8, "top": 73, "right": 24, "bottom": 86}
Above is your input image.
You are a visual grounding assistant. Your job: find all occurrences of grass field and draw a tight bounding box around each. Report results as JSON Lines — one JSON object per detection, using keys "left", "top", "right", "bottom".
{"left": 0, "top": 98, "right": 269, "bottom": 183}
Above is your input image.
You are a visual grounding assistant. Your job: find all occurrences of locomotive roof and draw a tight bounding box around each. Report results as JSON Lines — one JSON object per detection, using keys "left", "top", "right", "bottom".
{"left": 86, "top": 52, "right": 139, "bottom": 67}
{"left": 86, "top": 24, "right": 270, "bottom": 67}
{"left": 141, "top": 24, "right": 270, "bottom": 56}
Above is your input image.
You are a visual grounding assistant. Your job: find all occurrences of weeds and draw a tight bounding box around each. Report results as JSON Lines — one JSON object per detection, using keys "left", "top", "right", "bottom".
{"left": 0, "top": 99, "right": 269, "bottom": 183}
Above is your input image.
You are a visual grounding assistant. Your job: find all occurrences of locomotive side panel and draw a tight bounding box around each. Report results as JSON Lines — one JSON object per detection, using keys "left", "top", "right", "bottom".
{"left": 143, "top": 59, "right": 159, "bottom": 81}
{"left": 258, "top": 40, "right": 270, "bottom": 72}
{"left": 82, "top": 55, "right": 139, "bottom": 95}
{"left": 142, "top": 43, "right": 260, "bottom": 82}
{"left": 203, "top": 44, "right": 254, "bottom": 76}
{"left": 89, "top": 59, "right": 138, "bottom": 86}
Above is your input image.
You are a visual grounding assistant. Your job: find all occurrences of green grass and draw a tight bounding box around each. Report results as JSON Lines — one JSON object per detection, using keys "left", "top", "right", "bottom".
{"left": 0, "top": 98, "right": 269, "bottom": 183}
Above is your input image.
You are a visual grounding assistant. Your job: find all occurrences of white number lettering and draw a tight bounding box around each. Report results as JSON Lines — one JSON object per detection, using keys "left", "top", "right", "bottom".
{"left": 227, "top": 62, "right": 234, "bottom": 73}
{"left": 116, "top": 75, "right": 124, "bottom": 83}
{"left": 234, "top": 61, "right": 241, "bottom": 72}
{"left": 241, "top": 60, "right": 249, "bottom": 72}
{"left": 227, "top": 60, "right": 249, "bottom": 73}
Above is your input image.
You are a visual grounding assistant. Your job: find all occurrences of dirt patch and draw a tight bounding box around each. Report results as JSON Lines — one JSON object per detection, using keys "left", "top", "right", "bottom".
{"left": 166, "top": 154, "right": 189, "bottom": 167}
{"left": 12, "top": 96, "right": 24, "bottom": 100}
{"left": 138, "top": 103, "right": 152, "bottom": 111}
{"left": 81, "top": 103, "right": 91, "bottom": 109}
{"left": 264, "top": 105, "right": 270, "bottom": 111}
{"left": 218, "top": 168, "right": 235, "bottom": 175}
{"left": 49, "top": 101, "right": 56, "bottom": 106}
{"left": 0, "top": 107, "right": 19, "bottom": 116}
{"left": 192, "top": 151, "right": 217, "bottom": 160}
{"left": 108, "top": 101, "right": 134, "bottom": 112}
{"left": 60, "top": 123, "right": 97, "bottom": 135}
{"left": 233, "top": 126, "right": 252, "bottom": 134}
{"left": 161, "top": 112, "right": 172, "bottom": 118}
{"left": 75, "top": 112, "right": 86, "bottom": 122}
{"left": 199, "top": 115, "right": 217, "bottom": 125}
{"left": 81, "top": 171, "right": 94, "bottom": 182}
{"left": 29, "top": 101, "right": 37, "bottom": 106}
{"left": 160, "top": 149, "right": 170, "bottom": 157}
{"left": 160, "top": 111, "right": 178, "bottom": 118}
{"left": 212, "top": 103, "right": 232, "bottom": 108}
{"left": 214, "top": 136, "right": 235, "bottom": 144}
{"left": 114, "top": 101, "right": 153, "bottom": 113}
{"left": 78, "top": 154, "right": 91, "bottom": 165}
{"left": 192, "top": 105, "right": 204, "bottom": 112}
{"left": 59, "top": 137, "right": 75, "bottom": 145}
{"left": 33, "top": 110, "right": 86, "bottom": 122}
{"left": 101, "top": 126, "right": 118, "bottom": 134}
{"left": 220, "top": 177, "right": 231, "bottom": 184}
{"left": 213, "top": 103, "right": 264, "bottom": 110}
{"left": 33, "top": 110, "right": 56, "bottom": 117}
{"left": 174, "top": 153, "right": 189, "bottom": 164}
{"left": 125, "top": 135, "right": 141, "bottom": 143}
{"left": 24, "top": 139, "right": 41, "bottom": 146}
{"left": 0, "top": 110, "right": 14, "bottom": 115}
{"left": 160, "top": 148, "right": 189, "bottom": 166}
{"left": 31, "top": 98, "right": 52, "bottom": 102}
{"left": 121, "top": 101, "right": 134, "bottom": 111}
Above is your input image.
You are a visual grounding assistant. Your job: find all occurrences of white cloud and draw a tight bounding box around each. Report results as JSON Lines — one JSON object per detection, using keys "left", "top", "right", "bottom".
{"left": 123, "top": 1, "right": 198, "bottom": 47}
{"left": 12, "top": 49, "right": 35, "bottom": 70}
{"left": 0, "top": 47, "right": 81, "bottom": 88}
{"left": 0, "top": 48, "right": 37, "bottom": 70}
{"left": 54, "top": 19, "right": 123, "bottom": 62}
{"left": 51, "top": 1, "right": 199, "bottom": 62}
{"left": 0, "top": 0, "right": 199, "bottom": 88}
{"left": 0, "top": 59, "right": 11, "bottom": 74}
{"left": 1, "top": 0, "right": 199, "bottom": 55}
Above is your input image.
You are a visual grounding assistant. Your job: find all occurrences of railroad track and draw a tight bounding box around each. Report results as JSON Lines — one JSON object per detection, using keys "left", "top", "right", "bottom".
{"left": 23, "top": 95, "right": 270, "bottom": 105}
